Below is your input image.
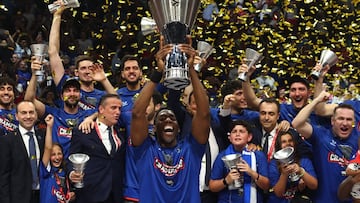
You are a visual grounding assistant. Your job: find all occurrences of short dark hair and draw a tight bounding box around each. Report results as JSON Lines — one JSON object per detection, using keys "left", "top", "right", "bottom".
{"left": 74, "top": 55, "right": 93, "bottom": 69}
{"left": 288, "top": 75, "right": 310, "bottom": 90}
{"left": 0, "top": 77, "right": 16, "bottom": 89}
{"left": 98, "top": 94, "right": 121, "bottom": 107}
{"left": 220, "top": 80, "right": 242, "bottom": 100}
{"left": 120, "top": 55, "right": 142, "bottom": 71}
{"left": 333, "top": 103, "right": 355, "bottom": 115}
{"left": 259, "top": 97, "right": 280, "bottom": 113}
{"left": 228, "top": 120, "right": 252, "bottom": 134}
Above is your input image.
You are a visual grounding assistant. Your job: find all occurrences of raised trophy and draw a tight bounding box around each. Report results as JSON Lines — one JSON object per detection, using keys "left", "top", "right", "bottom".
{"left": 311, "top": 49, "right": 338, "bottom": 80}
{"left": 48, "top": 0, "right": 80, "bottom": 13}
{"left": 148, "top": 0, "right": 201, "bottom": 90}
{"left": 140, "top": 17, "right": 157, "bottom": 36}
{"left": 273, "top": 147, "right": 301, "bottom": 182}
{"left": 194, "top": 41, "right": 215, "bottom": 72}
{"left": 238, "top": 48, "right": 264, "bottom": 81}
{"left": 221, "top": 154, "right": 243, "bottom": 194}
{"left": 30, "top": 44, "right": 48, "bottom": 83}
{"left": 69, "top": 153, "right": 90, "bottom": 188}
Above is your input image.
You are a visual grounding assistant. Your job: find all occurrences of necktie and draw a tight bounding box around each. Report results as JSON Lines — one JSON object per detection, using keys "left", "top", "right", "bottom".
{"left": 205, "top": 142, "right": 211, "bottom": 186}
{"left": 27, "top": 131, "right": 38, "bottom": 189}
{"left": 263, "top": 132, "right": 271, "bottom": 155}
{"left": 107, "top": 126, "right": 116, "bottom": 155}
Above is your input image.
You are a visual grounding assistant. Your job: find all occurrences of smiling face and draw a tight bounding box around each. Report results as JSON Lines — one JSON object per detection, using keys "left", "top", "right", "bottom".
{"left": 259, "top": 101, "right": 280, "bottom": 132}
{"left": 0, "top": 84, "right": 15, "bottom": 109}
{"left": 62, "top": 87, "right": 80, "bottom": 108}
{"left": 331, "top": 107, "right": 355, "bottom": 139}
{"left": 155, "top": 109, "right": 179, "bottom": 147}
{"left": 279, "top": 133, "right": 294, "bottom": 149}
{"left": 121, "top": 60, "right": 142, "bottom": 87}
{"left": 50, "top": 144, "right": 63, "bottom": 168}
{"left": 16, "top": 101, "right": 38, "bottom": 131}
{"left": 289, "top": 82, "right": 310, "bottom": 109}
{"left": 75, "top": 60, "right": 94, "bottom": 84}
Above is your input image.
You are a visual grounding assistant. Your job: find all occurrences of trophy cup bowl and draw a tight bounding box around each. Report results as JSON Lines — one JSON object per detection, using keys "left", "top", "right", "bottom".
{"left": 238, "top": 48, "right": 264, "bottom": 81}
{"left": 148, "top": 0, "right": 201, "bottom": 90}
{"left": 69, "top": 153, "right": 90, "bottom": 188}
{"left": 274, "top": 147, "right": 301, "bottom": 182}
{"left": 30, "top": 44, "right": 48, "bottom": 83}
{"left": 141, "top": 17, "right": 157, "bottom": 36}
{"left": 222, "top": 154, "right": 242, "bottom": 188}
{"left": 48, "top": 0, "right": 80, "bottom": 13}
{"left": 311, "top": 49, "right": 338, "bottom": 80}
{"left": 194, "top": 41, "right": 215, "bottom": 72}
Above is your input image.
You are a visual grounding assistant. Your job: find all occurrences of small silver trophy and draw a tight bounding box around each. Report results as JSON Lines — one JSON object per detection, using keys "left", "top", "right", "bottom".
{"left": 274, "top": 147, "right": 301, "bottom": 182}
{"left": 69, "top": 153, "right": 90, "bottom": 188}
{"left": 222, "top": 154, "right": 243, "bottom": 194}
{"left": 140, "top": 17, "right": 157, "bottom": 36}
{"left": 194, "top": 41, "right": 215, "bottom": 72}
{"left": 48, "top": 0, "right": 80, "bottom": 13}
{"left": 238, "top": 48, "right": 264, "bottom": 81}
{"left": 30, "top": 44, "right": 48, "bottom": 83}
{"left": 311, "top": 49, "right": 338, "bottom": 80}
{"left": 148, "top": 0, "right": 201, "bottom": 90}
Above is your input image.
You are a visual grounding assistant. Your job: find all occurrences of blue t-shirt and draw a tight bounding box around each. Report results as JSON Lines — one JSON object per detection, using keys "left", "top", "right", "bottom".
{"left": 309, "top": 126, "right": 358, "bottom": 203}
{"left": 267, "top": 158, "right": 317, "bottom": 203}
{"left": 40, "top": 163, "right": 70, "bottom": 203}
{"left": 116, "top": 87, "right": 142, "bottom": 137}
{"left": 0, "top": 108, "right": 18, "bottom": 134}
{"left": 211, "top": 145, "right": 268, "bottom": 203}
{"left": 133, "top": 134, "right": 205, "bottom": 203}
{"left": 57, "top": 75, "right": 106, "bottom": 110}
{"left": 45, "top": 105, "right": 95, "bottom": 158}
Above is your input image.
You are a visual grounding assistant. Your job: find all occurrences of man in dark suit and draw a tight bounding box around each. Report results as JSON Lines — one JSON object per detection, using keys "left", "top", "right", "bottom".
{"left": 69, "top": 94, "right": 126, "bottom": 203}
{"left": 0, "top": 100, "right": 45, "bottom": 203}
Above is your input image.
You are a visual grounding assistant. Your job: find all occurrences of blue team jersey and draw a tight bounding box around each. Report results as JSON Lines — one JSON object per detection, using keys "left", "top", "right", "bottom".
{"left": 280, "top": 103, "right": 331, "bottom": 128}
{"left": 45, "top": 105, "right": 95, "bottom": 158}
{"left": 211, "top": 145, "right": 268, "bottom": 203}
{"left": 133, "top": 134, "right": 205, "bottom": 203}
{"left": 309, "top": 126, "right": 358, "bottom": 203}
{"left": 57, "top": 75, "right": 106, "bottom": 110}
{"left": 116, "top": 87, "right": 142, "bottom": 137}
{"left": 267, "top": 158, "right": 317, "bottom": 203}
{"left": 40, "top": 163, "right": 70, "bottom": 203}
{"left": 0, "top": 108, "right": 18, "bottom": 134}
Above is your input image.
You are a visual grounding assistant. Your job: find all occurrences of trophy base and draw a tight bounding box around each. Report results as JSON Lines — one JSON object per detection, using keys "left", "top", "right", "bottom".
{"left": 164, "top": 77, "right": 190, "bottom": 90}
{"left": 74, "top": 182, "right": 84, "bottom": 188}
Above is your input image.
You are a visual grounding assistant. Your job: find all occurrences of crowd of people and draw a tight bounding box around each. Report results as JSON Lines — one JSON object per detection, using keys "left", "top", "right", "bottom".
{"left": 0, "top": 0, "right": 360, "bottom": 203}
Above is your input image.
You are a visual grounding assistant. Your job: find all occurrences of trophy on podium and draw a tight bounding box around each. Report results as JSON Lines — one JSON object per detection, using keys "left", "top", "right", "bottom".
{"left": 311, "top": 49, "right": 338, "bottom": 80}
{"left": 274, "top": 147, "right": 301, "bottom": 182}
{"left": 148, "top": 0, "right": 201, "bottom": 90}
{"left": 221, "top": 154, "right": 243, "bottom": 194}
{"left": 69, "top": 153, "right": 90, "bottom": 188}
{"left": 238, "top": 48, "right": 264, "bottom": 81}
{"left": 194, "top": 41, "right": 215, "bottom": 72}
{"left": 48, "top": 0, "right": 80, "bottom": 13}
{"left": 30, "top": 44, "right": 48, "bottom": 83}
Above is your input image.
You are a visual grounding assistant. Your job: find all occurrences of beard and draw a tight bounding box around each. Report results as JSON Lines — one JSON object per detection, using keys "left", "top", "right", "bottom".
{"left": 64, "top": 99, "right": 79, "bottom": 109}
{"left": 0, "top": 98, "right": 13, "bottom": 109}
{"left": 125, "top": 78, "right": 141, "bottom": 86}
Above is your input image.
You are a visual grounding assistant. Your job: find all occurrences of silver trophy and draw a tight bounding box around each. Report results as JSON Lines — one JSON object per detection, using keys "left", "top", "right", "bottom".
{"left": 194, "top": 41, "right": 215, "bottom": 72}
{"left": 221, "top": 154, "right": 243, "bottom": 194}
{"left": 274, "top": 147, "right": 301, "bottom": 182}
{"left": 140, "top": 17, "right": 157, "bottom": 36}
{"left": 48, "top": 0, "right": 80, "bottom": 13}
{"left": 311, "top": 49, "right": 338, "bottom": 80}
{"left": 69, "top": 153, "right": 90, "bottom": 188}
{"left": 30, "top": 44, "right": 48, "bottom": 83}
{"left": 148, "top": 0, "right": 201, "bottom": 90}
{"left": 238, "top": 48, "right": 264, "bottom": 81}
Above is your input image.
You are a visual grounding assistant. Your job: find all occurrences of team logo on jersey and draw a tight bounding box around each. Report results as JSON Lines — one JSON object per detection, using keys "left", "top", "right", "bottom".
{"left": 0, "top": 116, "right": 18, "bottom": 132}
{"left": 328, "top": 152, "right": 349, "bottom": 167}
{"left": 78, "top": 101, "right": 95, "bottom": 110}
{"left": 58, "top": 126, "right": 72, "bottom": 138}
{"left": 66, "top": 119, "right": 78, "bottom": 128}
{"left": 154, "top": 157, "right": 185, "bottom": 177}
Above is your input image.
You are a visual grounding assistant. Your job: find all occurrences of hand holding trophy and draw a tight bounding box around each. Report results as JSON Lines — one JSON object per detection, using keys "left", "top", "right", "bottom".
{"left": 48, "top": 0, "right": 80, "bottom": 13}
{"left": 30, "top": 44, "right": 48, "bottom": 83}
{"left": 238, "top": 48, "right": 264, "bottom": 81}
{"left": 69, "top": 153, "right": 89, "bottom": 188}
{"left": 310, "top": 49, "right": 338, "bottom": 80}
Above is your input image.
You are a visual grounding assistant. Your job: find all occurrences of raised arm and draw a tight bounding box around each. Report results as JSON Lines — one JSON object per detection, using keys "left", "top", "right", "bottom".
{"left": 239, "top": 63, "right": 262, "bottom": 110}
{"left": 131, "top": 36, "right": 169, "bottom": 146}
{"left": 42, "top": 114, "right": 54, "bottom": 167}
{"left": 292, "top": 90, "right": 330, "bottom": 139}
{"left": 48, "top": 1, "right": 66, "bottom": 85}
{"left": 25, "top": 57, "right": 46, "bottom": 117}
{"left": 179, "top": 41, "right": 210, "bottom": 144}
{"left": 90, "top": 63, "right": 116, "bottom": 94}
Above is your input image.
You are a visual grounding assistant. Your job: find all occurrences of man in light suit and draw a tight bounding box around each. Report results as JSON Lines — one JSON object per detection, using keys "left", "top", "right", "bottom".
{"left": 0, "top": 100, "right": 45, "bottom": 203}
{"left": 69, "top": 94, "right": 126, "bottom": 203}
